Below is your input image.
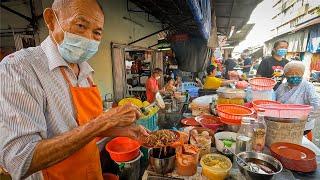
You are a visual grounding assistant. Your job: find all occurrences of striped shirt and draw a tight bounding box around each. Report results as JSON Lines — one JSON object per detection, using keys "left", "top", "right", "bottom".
{"left": 0, "top": 36, "right": 94, "bottom": 180}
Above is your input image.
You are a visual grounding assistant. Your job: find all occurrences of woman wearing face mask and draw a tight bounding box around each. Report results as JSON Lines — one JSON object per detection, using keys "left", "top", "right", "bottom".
{"left": 257, "top": 40, "right": 289, "bottom": 90}
{"left": 276, "top": 61, "right": 320, "bottom": 141}
{"left": 146, "top": 68, "right": 163, "bottom": 103}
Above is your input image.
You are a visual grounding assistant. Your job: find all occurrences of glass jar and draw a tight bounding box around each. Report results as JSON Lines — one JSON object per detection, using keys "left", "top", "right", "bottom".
{"left": 236, "top": 117, "right": 254, "bottom": 153}
{"left": 252, "top": 109, "right": 267, "bottom": 152}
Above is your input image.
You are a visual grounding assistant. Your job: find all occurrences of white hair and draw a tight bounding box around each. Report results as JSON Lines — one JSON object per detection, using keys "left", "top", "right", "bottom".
{"left": 283, "top": 60, "right": 305, "bottom": 75}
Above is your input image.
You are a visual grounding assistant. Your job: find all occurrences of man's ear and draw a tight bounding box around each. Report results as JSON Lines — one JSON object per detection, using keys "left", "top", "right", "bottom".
{"left": 43, "top": 8, "right": 55, "bottom": 31}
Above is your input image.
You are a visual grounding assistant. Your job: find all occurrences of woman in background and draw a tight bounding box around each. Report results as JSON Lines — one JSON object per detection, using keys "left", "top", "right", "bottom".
{"left": 276, "top": 61, "right": 320, "bottom": 141}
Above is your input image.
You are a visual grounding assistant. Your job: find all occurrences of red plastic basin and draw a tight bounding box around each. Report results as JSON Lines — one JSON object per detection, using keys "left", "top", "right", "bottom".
{"left": 195, "top": 115, "right": 223, "bottom": 132}
{"left": 106, "top": 137, "right": 140, "bottom": 162}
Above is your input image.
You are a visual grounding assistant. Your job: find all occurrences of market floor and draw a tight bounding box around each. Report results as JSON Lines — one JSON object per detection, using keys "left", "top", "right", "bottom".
{"left": 313, "top": 83, "right": 320, "bottom": 147}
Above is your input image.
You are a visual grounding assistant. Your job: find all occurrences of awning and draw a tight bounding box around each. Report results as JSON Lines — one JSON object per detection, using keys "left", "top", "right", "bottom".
{"left": 264, "top": 29, "right": 309, "bottom": 55}
{"left": 214, "top": 0, "right": 262, "bottom": 36}
{"left": 293, "top": 17, "right": 320, "bottom": 33}
{"left": 306, "top": 24, "right": 320, "bottom": 53}
{"left": 226, "top": 24, "right": 254, "bottom": 47}
{"left": 129, "top": 0, "right": 213, "bottom": 41}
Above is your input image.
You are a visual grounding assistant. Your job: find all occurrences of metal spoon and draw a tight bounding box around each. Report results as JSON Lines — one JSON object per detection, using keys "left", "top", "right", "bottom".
{"left": 224, "top": 148, "right": 259, "bottom": 172}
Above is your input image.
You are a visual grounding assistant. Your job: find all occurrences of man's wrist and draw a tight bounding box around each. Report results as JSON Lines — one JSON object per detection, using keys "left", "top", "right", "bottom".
{"left": 86, "top": 116, "right": 118, "bottom": 138}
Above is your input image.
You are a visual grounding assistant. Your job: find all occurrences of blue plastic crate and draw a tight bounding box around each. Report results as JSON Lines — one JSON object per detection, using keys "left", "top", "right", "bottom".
{"left": 137, "top": 113, "right": 158, "bottom": 131}
{"left": 181, "top": 82, "right": 199, "bottom": 93}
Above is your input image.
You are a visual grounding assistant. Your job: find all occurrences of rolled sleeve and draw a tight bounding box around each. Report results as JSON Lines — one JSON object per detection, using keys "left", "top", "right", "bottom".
{"left": 0, "top": 63, "right": 47, "bottom": 179}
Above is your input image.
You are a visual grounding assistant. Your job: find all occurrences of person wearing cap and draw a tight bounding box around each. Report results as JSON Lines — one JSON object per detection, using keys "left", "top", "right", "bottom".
{"left": 276, "top": 61, "right": 320, "bottom": 141}
{"left": 0, "top": 1, "right": 149, "bottom": 179}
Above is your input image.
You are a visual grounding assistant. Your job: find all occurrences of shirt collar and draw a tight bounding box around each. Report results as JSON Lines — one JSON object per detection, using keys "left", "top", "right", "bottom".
{"left": 41, "top": 36, "right": 68, "bottom": 71}
{"left": 40, "top": 36, "right": 94, "bottom": 77}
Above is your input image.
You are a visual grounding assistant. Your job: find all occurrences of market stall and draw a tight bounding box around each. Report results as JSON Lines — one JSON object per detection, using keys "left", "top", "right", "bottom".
{"left": 105, "top": 77, "right": 320, "bottom": 180}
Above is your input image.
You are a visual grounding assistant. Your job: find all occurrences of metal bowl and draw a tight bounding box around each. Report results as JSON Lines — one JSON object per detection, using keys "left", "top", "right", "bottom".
{"left": 149, "top": 147, "right": 176, "bottom": 174}
{"left": 236, "top": 151, "right": 283, "bottom": 180}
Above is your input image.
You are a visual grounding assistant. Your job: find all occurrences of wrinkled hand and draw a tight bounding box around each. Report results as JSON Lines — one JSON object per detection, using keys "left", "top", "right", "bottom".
{"left": 102, "top": 124, "right": 150, "bottom": 142}
{"left": 93, "top": 103, "right": 142, "bottom": 137}
{"left": 99, "top": 103, "right": 142, "bottom": 127}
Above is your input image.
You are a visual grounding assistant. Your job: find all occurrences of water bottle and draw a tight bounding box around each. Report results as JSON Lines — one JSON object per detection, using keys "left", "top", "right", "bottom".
{"left": 236, "top": 117, "right": 254, "bottom": 153}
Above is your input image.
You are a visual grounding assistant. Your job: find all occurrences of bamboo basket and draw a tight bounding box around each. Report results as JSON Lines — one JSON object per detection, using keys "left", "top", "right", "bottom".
{"left": 265, "top": 117, "right": 307, "bottom": 147}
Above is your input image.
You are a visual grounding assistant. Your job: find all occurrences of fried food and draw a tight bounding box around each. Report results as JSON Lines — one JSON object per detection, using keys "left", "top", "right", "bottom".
{"left": 144, "top": 130, "right": 178, "bottom": 147}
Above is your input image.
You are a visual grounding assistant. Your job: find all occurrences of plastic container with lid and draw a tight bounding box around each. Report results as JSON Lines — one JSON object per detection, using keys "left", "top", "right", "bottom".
{"left": 200, "top": 154, "right": 232, "bottom": 180}
{"left": 176, "top": 144, "right": 200, "bottom": 176}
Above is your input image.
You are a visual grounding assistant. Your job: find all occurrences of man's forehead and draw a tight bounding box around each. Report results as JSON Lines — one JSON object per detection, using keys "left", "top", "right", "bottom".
{"left": 55, "top": 0, "right": 104, "bottom": 23}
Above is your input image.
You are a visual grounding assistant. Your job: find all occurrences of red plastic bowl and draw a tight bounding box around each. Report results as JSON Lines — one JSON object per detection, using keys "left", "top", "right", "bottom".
{"left": 261, "top": 104, "right": 312, "bottom": 119}
{"left": 249, "top": 77, "right": 276, "bottom": 90}
{"left": 181, "top": 117, "right": 201, "bottom": 126}
{"left": 106, "top": 137, "right": 140, "bottom": 162}
{"left": 252, "top": 100, "right": 281, "bottom": 110}
{"left": 195, "top": 115, "right": 222, "bottom": 132}
{"left": 216, "top": 104, "right": 254, "bottom": 121}
{"left": 270, "top": 142, "right": 317, "bottom": 172}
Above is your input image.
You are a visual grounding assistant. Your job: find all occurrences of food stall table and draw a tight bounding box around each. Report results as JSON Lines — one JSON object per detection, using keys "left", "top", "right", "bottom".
{"left": 141, "top": 137, "right": 320, "bottom": 180}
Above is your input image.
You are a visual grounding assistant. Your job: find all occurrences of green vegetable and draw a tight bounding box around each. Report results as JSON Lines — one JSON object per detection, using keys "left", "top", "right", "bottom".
{"left": 221, "top": 139, "right": 235, "bottom": 148}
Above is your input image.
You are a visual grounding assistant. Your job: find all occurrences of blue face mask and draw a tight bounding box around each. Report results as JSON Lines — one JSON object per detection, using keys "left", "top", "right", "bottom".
{"left": 286, "top": 76, "right": 302, "bottom": 85}
{"left": 52, "top": 12, "right": 100, "bottom": 64}
{"left": 276, "top": 48, "right": 288, "bottom": 57}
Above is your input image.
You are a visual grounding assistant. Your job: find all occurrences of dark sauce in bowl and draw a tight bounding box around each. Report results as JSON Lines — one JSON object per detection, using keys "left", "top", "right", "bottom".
{"left": 246, "top": 158, "right": 277, "bottom": 174}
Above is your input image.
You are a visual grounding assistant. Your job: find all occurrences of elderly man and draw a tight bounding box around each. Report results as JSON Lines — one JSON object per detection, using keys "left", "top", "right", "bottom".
{"left": 276, "top": 61, "right": 320, "bottom": 141}
{"left": 0, "top": 0, "right": 149, "bottom": 179}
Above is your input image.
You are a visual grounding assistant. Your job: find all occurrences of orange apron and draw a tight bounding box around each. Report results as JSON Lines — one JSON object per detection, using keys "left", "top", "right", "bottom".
{"left": 42, "top": 67, "right": 103, "bottom": 180}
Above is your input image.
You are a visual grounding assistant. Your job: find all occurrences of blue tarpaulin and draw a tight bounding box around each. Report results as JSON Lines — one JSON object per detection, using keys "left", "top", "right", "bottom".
{"left": 187, "top": 0, "right": 211, "bottom": 40}
{"left": 307, "top": 24, "right": 320, "bottom": 53}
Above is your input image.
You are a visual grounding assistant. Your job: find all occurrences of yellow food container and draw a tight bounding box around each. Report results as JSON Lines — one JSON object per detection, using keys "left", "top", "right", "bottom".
{"left": 200, "top": 154, "right": 232, "bottom": 180}
{"left": 118, "top": 98, "right": 143, "bottom": 108}
{"left": 217, "top": 97, "right": 244, "bottom": 105}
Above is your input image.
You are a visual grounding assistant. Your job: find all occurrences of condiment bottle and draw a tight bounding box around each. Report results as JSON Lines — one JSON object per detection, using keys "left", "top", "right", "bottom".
{"left": 236, "top": 117, "right": 254, "bottom": 153}
{"left": 252, "top": 108, "right": 267, "bottom": 152}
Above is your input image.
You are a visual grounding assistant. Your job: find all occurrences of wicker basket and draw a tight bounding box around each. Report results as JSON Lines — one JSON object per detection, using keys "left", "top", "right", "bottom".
{"left": 265, "top": 117, "right": 307, "bottom": 147}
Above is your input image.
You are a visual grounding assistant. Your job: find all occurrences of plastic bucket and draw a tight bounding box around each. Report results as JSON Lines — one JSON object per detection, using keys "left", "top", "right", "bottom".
{"left": 114, "top": 151, "right": 142, "bottom": 180}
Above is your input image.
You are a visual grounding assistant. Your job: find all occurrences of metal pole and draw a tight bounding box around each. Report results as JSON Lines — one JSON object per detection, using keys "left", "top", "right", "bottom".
{"left": 0, "top": 4, "right": 32, "bottom": 22}
{"left": 128, "top": 26, "right": 170, "bottom": 45}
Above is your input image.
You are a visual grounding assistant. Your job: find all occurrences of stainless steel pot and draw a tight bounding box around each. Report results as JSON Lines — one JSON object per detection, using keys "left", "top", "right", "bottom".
{"left": 236, "top": 151, "right": 283, "bottom": 180}
{"left": 149, "top": 147, "right": 176, "bottom": 174}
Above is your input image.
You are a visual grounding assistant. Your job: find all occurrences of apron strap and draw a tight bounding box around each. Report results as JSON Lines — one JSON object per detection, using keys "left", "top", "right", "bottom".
{"left": 60, "top": 67, "right": 94, "bottom": 87}
{"left": 87, "top": 77, "right": 95, "bottom": 87}
{"left": 59, "top": 67, "right": 78, "bottom": 87}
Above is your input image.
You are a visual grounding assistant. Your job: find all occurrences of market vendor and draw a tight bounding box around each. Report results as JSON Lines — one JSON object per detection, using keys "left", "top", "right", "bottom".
{"left": 203, "top": 65, "right": 236, "bottom": 90}
{"left": 0, "top": 0, "right": 149, "bottom": 179}
{"left": 257, "top": 40, "right": 289, "bottom": 90}
{"left": 146, "top": 68, "right": 163, "bottom": 103}
{"left": 162, "top": 78, "right": 177, "bottom": 95}
{"left": 276, "top": 61, "right": 320, "bottom": 141}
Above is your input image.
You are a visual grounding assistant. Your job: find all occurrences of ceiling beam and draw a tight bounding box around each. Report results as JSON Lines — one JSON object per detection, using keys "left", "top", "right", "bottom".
{"left": 0, "top": 3, "right": 32, "bottom": 23}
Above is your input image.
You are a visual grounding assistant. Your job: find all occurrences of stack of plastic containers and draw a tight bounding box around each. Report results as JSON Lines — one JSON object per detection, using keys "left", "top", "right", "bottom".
{"left": 248, "top": 77, "right": 277, "bottom": 101}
